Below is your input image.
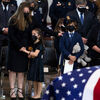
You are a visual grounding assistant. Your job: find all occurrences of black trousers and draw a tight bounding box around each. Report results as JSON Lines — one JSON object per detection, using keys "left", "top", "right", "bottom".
{"left": 90, "top": 58, "right": 100, "bottom": 66}
{"left": 0, "top": 34, "right": 8, "bottom": 68}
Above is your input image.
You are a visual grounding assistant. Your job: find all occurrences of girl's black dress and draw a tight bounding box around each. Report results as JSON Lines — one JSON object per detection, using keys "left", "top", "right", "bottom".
{"left": 27, "top": 41, "right": 44, "bottom": 82}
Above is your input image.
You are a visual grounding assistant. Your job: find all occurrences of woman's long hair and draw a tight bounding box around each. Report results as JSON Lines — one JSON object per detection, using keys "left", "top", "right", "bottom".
{"left": 9, "top": 2, "right": 32, "bottom": 31}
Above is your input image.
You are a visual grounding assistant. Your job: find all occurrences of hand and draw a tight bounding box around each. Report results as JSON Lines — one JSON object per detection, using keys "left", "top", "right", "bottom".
{"left": 69, "top": 55, "right": 76, "bottom": 62}
{"left": 3, "top": 28, "right": 8, "bottom": 34}
{"left": 82, "top": 37, "right": 87, "bottom": 44}
{"left": 29, "top": 52, "right": 36, "bottom": 58}
{"left": 20, "top": 47, "right": 26, "bottom": 52}
{"left": 68, "top": 60, "right": 74, "bottom": 65}
{"left": 58, "top": 32, "right": 63, "bottom": 36}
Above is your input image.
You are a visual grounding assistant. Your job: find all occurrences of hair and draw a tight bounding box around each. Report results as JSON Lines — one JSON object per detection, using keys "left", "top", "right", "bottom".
{"left": 26, "top": 0, "right": 38, "bottom": 10}
{"left": 54, "top": 18, "right": 65, "bottom": 33}
{"left": 9, "top": 2, "right": 32, "bottom": 31}
{"left": 76, "top": 0, "right": 87, "bottom": 5}
{"left": 32, "top": 28, "right": 43, "bottom": 41}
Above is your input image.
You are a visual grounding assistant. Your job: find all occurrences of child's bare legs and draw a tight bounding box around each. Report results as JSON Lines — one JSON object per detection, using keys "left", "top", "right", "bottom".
{"left": 32, "top": 82, "right": 42, "bottom": 98}
{"left": 32, "top": 81, "right": 38, "bottom": 98}
{"left": 37, "top": 82, "right": 42, "bottom": 98}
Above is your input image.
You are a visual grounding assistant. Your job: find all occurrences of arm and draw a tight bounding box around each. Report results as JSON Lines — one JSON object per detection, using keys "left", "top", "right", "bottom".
{"left": 59, "top": 35, "right": 70, "bottom": 58}
{"left": 8, "top": 24, "right": 25, "bottom": 50}
{"left": 29, "top": 49, "right": 40, "bottom": 58}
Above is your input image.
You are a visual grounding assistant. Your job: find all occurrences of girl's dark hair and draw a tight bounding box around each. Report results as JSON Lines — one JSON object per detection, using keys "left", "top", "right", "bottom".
{"left": 33, "top": 28, "right": 43, "bottom": 41}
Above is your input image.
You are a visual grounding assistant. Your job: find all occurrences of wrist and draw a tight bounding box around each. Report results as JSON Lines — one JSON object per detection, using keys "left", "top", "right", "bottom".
{"left": 28, "top": 51, "right": 31, "bottom": 55}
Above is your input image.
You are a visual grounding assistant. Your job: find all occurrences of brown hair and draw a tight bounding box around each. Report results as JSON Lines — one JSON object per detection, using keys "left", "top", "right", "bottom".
{"left": 9, "top": 2, "right": 32, "bottom": 31}
{"left": 54, "top": 18, "right": 65, "bottom": 33}
{"left": 32, "top": 28, "right": 43, "bottom": 41}
{"left": 76, "top": 0, "right": 87, "bottom": 5}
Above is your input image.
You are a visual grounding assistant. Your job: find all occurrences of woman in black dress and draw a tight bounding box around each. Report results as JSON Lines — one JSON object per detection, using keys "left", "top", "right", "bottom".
{"left": 88, "top": 12, "right": 100, "bottom": 66}
{"left": 27, "top": 28, "right": 44, "bottom": 100}
{"left": 7, "top": 2, "right": 32, "bottom": 100}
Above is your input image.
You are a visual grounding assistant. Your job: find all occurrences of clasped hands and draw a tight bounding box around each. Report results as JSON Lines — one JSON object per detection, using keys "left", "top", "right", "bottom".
{"left": 20, "top": 47, "right": 35, "bottom": 58}
{"left": 68, "top": 55, "right": 76, "bottom": 65}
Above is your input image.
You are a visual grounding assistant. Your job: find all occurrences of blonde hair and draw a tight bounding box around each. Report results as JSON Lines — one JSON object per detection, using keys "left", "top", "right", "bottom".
{"left": 9, "top": 2, "right": 32, "bottom": 31}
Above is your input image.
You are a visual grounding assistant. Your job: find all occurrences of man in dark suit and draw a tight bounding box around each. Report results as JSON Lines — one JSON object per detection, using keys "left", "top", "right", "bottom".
{"left": 67, "top": 0, "right": 95, "bottom": 44}
{"left": 49, "top": 0, "right": 76, "bottom": 30}
{"left": 0, "top": 0, "right": 16, "bottom": 68}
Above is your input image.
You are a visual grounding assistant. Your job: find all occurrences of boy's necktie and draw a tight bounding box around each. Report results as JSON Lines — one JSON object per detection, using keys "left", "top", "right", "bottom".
{"left": 80, "top": 13, "right": 84, "bottom": 25}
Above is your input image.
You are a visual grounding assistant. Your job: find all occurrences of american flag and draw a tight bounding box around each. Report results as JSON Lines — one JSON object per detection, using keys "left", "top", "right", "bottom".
{"left": 42, "top": 66, "right": 100, "bottom": 100}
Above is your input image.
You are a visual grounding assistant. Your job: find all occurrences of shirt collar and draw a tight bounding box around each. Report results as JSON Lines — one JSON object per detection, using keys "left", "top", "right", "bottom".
{"left": 68, "top": 31, "right": 75, "bottom": 34}
{"left": 76, "top": 8, "right": 84, "bottom": 18}
{"left": 1, "top": 2, "right": 9, "bottom": 11}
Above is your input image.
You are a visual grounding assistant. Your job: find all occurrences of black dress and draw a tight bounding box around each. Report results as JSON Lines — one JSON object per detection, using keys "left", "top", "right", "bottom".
{"left": 7, "top": 19, "right": 31, "bottom": 72}
{"left": 27, "top": 41, "right": 44, "bottom": 82}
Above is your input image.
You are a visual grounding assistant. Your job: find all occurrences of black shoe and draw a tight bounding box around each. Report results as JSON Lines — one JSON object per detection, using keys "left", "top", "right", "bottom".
{"left": 17, "top": 88, "right": 24, "bottom": 100}
{"left": 11, "top": 98, "right": 17, "bottom": 100}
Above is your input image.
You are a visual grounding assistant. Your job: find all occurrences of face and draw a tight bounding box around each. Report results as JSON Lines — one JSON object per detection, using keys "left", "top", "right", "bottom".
{"left": 32, "top": 30, "right": 40, "bottom": 39}
{"left": 30, "top": 2, "right": 35, "bottom": 7}
{"left": 23, "top": 7, "right": 30, "bottom": 13}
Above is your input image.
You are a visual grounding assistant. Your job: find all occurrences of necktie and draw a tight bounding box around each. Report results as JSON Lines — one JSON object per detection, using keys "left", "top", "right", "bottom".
{"left": 69, "top": 33, "right": 73, "bottom": 43}
{"left": 80, "top": 13, "right": 84, "bottom": 24}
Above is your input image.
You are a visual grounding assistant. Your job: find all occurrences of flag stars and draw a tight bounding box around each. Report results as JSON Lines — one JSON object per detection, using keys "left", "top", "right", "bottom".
{"left": 79, "top": 92, "right": 82, "bottom": 97}
{"left": 61, "top": 83, "right": 66, "bottom": 87}
{"left": 95, "top": 66, "right": 99, "bottom": 69}
{"left": 86, "top": 67, "right": 90, "bottom": 69}
{"left": 55, "top": 89, "right": 59, "bottom": 94}
{"left": 58, "top": 76, "right": 63, "bottom": 80}
{"left": 88, "top": 70, "right": 92, "bottom": 73}
{"left": 77, "top": 69, "right": 81, "bottom": 72}
{"left": 45, "top": 90, "right": 49, "bottom": 95}
{"left": 82, "top": 79, "right": 86, "bottom": 83}
{"left": 61, "top": 97, "right": 65, "bottom": 100}
{"left": 67, "top": 72, "right": 72, "bottom": 75}
{"left": 73, "top": 84, "right": 78, "bottom": 89}
{"left": 79, "top": 73, "right": 83, "bottom": 77}
{"left": 70, "top": 77, "right": 75, "bottom": 82}
{"left": 66, "top": 90, "right": 71, "bottom": 96}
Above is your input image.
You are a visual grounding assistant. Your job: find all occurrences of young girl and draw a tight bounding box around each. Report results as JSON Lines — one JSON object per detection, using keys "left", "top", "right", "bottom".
{"left": 27, "top": 28, "right": 44, "bottom": 100}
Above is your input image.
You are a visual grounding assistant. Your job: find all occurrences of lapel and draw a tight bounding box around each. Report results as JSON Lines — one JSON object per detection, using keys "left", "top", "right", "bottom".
{"left": 0, "top": 3, "right": 4, "bottom": 12}
{"left": 83, "top": 12, "right": 87, "bottom": 25}
{"left": 75, "top": 10, "right": 82, "bottom": 25}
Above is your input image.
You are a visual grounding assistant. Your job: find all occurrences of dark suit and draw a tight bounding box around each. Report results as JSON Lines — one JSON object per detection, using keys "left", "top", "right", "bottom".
{"left": 87, "top": 22, "right": 100, "bottom": 66}
{"left": 49, "top": 0, "right": 76, "bottom": 29}
{"left": 67, "top": 10, "right": 95, "bottom": 38}
{"left": 87, "top": 0, "right": 98, "bottom": 16}
{"left": 0, "top": 2, "right": 16, "bottom": 68}
{"left": 59, "top": 32, "right": 84, "bottom": 72}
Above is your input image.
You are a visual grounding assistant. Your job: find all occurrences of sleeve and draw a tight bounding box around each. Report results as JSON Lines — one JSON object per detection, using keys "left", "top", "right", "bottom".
{"left": 8, "top": 24, "right": 23, "bottom": 50}
{"left": 59, "top": 34, "right": 70, "bottom": 58}
{"left": 74, "top": 35, "right": 84, "bottom": 59}
{"left": 49, "top": 1, "right": 58, "bottom": 21}
{"left": 36, "top": 43, "right": 44, "bottom": 52}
